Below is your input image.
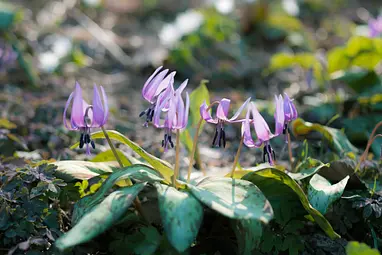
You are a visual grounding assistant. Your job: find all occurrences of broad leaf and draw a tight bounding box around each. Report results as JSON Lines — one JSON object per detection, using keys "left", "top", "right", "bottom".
{"left": 189, "top": 177, "right": 273, "bottom": 223}
{"left": 292, "top": 118, "right": 358, "bottom": 156}
{"left": 288, "top": 158, "right": 329, "bottom": 181}
{"left": 346, "top": 241, "right": 380, "bottom": 255}
{"left": 231, "top": 219, "right": 262, "bottom": 255}
{"left": 91, "top": 149, "right": 132, "bottom": 166}
{"left": 155, "top": 183, "right": 203, "bottom": 252}
{"left": 227, "top": 164, "right": 285, "bottom": 179}
{"left": 55, "top": 183, "right": 146, "bottom": 251}
{"left": 71, "top": 130, "right": 173, "bottom": 183}
{"left": 52, "top": 161, "right": 117, "bottom": 181}
{"left": 72, "top": 164, "right": 164, "bottom": 224}
{"left": 308, "top": 174, "right": 349, "bottom": 214}
{"left": 189, "top": 80, "right": 210, "bottom": 127}
{"left": 242, "top": 168, "right": 340, "bottom": 239}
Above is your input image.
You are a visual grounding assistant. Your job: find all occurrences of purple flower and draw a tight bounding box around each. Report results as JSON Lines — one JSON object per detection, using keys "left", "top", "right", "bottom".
{"left": 140, "top": 66, "right": 176, "bottom": 126}
{"left": 63, "top": 82, "right": 108, "bottom": 154}
{"left": 282, "top": 93, "right": 298, "bottom": 134}
{"left": 368, "top": 16, "right": 382, "bottom": 38}
{"left": 152, "top": 79, "right": 190, "bottom": 151}
{"left": 241, "top": 96, "right": 284, "bottom": 165}
{"left": 0, "top": 41, "right": 18, "bottom": 72}
{"left": 200, "top": 97, "right": 250, "bottom": 147}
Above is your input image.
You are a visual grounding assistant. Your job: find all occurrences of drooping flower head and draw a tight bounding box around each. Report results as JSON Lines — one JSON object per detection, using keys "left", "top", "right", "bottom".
{"left": 368, "top": 16, "right": 382, "bottom": 38}
{"left": 140, "top": 66, "right": 176, "bottom": 126}
{"left": 0, "top": 40, "right": 18, "bottom": 72}
{"left": 282, "top": 93, "right": 298, "bottom": 134}
{"left": 200, "top": 97, "right": 250, "bottom": 147}
{"left": 63, "top": 82, "right": 108, "bottom": 154}
{"left": 242, "top": 96, "right": 284, "bottom": 165}
{"left": 153, "top": 79, "right": 190, "bottom": 151}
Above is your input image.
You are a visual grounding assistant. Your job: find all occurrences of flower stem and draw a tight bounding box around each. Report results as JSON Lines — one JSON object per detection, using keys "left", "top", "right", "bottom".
{"left": 230, "top": 136, "right": 244, "bottom": 178}
{"left": 101, "top": 127, "right": 147, "bottom": 222}
{"left": 186, "top": 101, "right": 220, "bottom": 183}
{"left": 173, "top": 130, "right": 181, "bottom": 188}
{"left": 355, "top": 121, "right": 382, "bottom": 171}
{"left": 286, "top": 130, "right": 294, "bottom": 170}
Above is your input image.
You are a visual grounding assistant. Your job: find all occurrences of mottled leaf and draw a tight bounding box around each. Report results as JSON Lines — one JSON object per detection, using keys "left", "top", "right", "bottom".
{"left": 91, "top": 149, "right": 132, "bottom": 166}
{"left": 308, "top": 174, "right": 349, "bottom": 214}
{"left": 189, "top": 177, "right": 273, "bottom": 222}
{"left": 71, "top": 130, "right": 173, "bottom": 183}
{"left": 288, "top": 158, "right": 329, "bottom": 181}
{"left": 242, "top": 168, "right": 340, "bottom": 239}
{"left": 231, "top": 219, "right": 262, "bottom": 255}
{"left": 52, "top": 161, "right": 117, "bottom": 181}
{"left": 155, "top": 183, "right": 203, "bottom": 252}
{"left": 55, "top": 183, "right": 146, "bottom": 250}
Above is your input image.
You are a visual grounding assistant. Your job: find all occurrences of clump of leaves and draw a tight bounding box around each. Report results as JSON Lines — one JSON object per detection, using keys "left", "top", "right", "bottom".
{"left": 0, "top": 160, "right": 69, "bottom": 254}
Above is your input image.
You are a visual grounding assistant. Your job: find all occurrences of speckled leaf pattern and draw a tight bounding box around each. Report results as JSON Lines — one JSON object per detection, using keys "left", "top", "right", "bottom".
{"left": 155, "top": 183, "right": 203, "bottom": 253}
{"left": 231, "top": 219, "right": 262, "bottom": 255}
{"left": 189, "top": 177, "right": 273, "bottom": 223}
{"left": 288, "top": 158, "right": 329, "bottom": 181}
{"left": 55, "top": 183, "right": 146, "bottom": 251}
{"left": 53, "top": 160, "right": 117, "bottom": 181}
{"left": 70, "top": 130, "right": 173, "bottom": 183}
{"left": 72, "top": 164, "right": 163, "bottom": 225}
{"left": 308, "top": 174, "right": 349, "bottom": 214}
{"left": 242, "top": 168, "right": 340, "bottom": 239}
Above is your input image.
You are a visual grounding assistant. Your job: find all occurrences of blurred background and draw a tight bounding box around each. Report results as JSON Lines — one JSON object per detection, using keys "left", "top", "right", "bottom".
{"left": 1, "top": 0, "right": 381, "bottom": 174}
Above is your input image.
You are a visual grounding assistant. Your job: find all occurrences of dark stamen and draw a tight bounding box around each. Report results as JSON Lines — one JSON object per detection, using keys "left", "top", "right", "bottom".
{"left": 139, "top": 110, "right": 146, "bottom": 117}
{"left": 91, "top": 140, "right": 96, "bottom": 149}
{"left": 79, "top": 133, "right": 84, "bottom": 149}
{"left": 212, "top": 129, "right": 218, "bottom": 146}
{"left": 283, "top": 124, "right": 288, "bottom": 134}
{"left": 262, "top": 146, "right": 266, "bottom": 162}
{"left": 169, "top": 136, "right": 174, "bottom": 148}
{"left": 85, "top": 134, "right": 91, "bottom": 144}
{"left": 222, "top": 129, "right": 226, "bottom": 148}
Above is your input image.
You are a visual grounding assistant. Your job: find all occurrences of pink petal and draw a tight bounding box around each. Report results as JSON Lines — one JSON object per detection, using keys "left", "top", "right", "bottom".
{"left": 92, "top": 85, "right": 105, "bottom": 127}
{"left": 216, "top": 98, "right": 230, "bottom": 120}
{"left": 71, "top": 82, "right": 85, "bottom": 128}
{"left": 228, "top": 97, "right": 251, "bottom": 122}
{"left": 182, "top": 92, "right": 190, "bottom": 129}
{"left": 100, "top": 86, "right": 109, "bottom": 125}
{"left": 242, "top": 119, "right": 256, "bottom": 148}
{"left": 274, "top": 95, "right": 284, "bottom": 135}
{"left": 250, "top": 103, "right": 272, "bottom": 142}
{"left": 63, "top": 92, "right": 76, "bottom": 130}
{"left": 175, "top": 79, "right": 188, "bottom": 95}
{"left": 200, "top": 101, "right": 218, "bottom": 124}
{"left": 142, "top": 67, "right": 170, "bottom": 103}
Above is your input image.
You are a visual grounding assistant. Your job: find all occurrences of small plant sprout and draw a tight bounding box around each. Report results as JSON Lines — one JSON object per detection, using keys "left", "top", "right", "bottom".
{"left": 63, "top": 82, "right": 108, "bottom": 155}
{"left": 200, "top": 97, "right": 251, "bottom": 147}
{"left": 242, "top": 96, "right": 284, "bottom": 165}
{"left": 140, "top": 66, "right": 176, "bottom": 126}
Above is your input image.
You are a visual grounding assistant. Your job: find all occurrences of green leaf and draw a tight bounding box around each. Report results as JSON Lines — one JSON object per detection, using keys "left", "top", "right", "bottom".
{"left": 55, "top": 183, "right": 146, "bottom": 251}
{"left": 231, "top": 219, "right": 262, "bottom": 255}
{"left": 52, "top": 161, "right": 117, "bottom": 181}
{"left": 242, "top": 168, "right": 340, "bottom": 239}
{"left": 0, "top": 2, "right": 22, "bottom": 29}
{"left": 91, "top": 149, "right": 132, "bottom": 166}
{"left": 346, "top": 241, "right": 380, "bottom": 255}
{"left": 288, "top": 158, "right": 329, "bottom": 181}
{"left": 155, "top": 183, "right": 203, "bottom": 252}
{"left": 330, "top": 70, "right": 381, "bottom": 93}
{"left": 188, "top": 177, "right": 273, "bottom": 222}
{"left": 72, "top": 164, "right": 164, "bottom": 225}
{"left": 292, "top": 118, "right": 358, "bottom": 156}
{"left": 70, "top": 130, "right": 173, "bottom": 183}
{"left": 308, "top": 174, "right": 349, "bottom": 214}
{"left": 189, "top": 80, "right": 210, "bottom": 127}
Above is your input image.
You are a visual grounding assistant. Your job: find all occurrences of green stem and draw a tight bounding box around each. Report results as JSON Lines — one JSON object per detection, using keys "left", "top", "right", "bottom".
{"left": 173, "top": 130, "right": 181, "bottom": 188}
{"left": 101, "top": 127, "right": 147, "bottom": 221}
{"left": 230, "top": 136, "right": 244, "bottom": 178}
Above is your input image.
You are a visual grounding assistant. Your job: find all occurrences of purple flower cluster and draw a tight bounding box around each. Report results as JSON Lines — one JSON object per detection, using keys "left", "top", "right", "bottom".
{"left": 201, "top": 93, "right": 297, "bottom": 165}
{"left": 368, "top": 16, "right": 382, "bottom": 38}
{"left": 140, "top": 66, "right": 190, "bottom": 151}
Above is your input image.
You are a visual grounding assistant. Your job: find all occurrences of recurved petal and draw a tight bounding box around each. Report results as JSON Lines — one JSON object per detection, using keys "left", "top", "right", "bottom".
{"left": 216, "top": 98, "right": 230, "bottom": 120}
{"left": 100, "top": 86, "right": 109, "bottom": 125}
{"left": 142, "top": 67, "right": 169, "bottom": 102}
{"left": 176, "top": 79, "right": 188, "bottom": 95}
{"left": 92, "top": 85, "right": 105, "bottom": 127}
{"left": 182, "top": 92, "right": 190, "bottom": 129}
{"left": 242, "top": 119, "right": 256, "bottom": 148}
{"left": 228, "top": 97, "right": 251, "bottom": 122}
{"left": 71, "top": 82, "right": 85, "bottom": 128}
{"left": 274, "top": 95, "right": 285, "bottom": 135}
{"left": 63, "top": 92, "right": 76, "bottom": 130}
{"left": 200, "top": 101, "right": 217, "bottom": 124}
